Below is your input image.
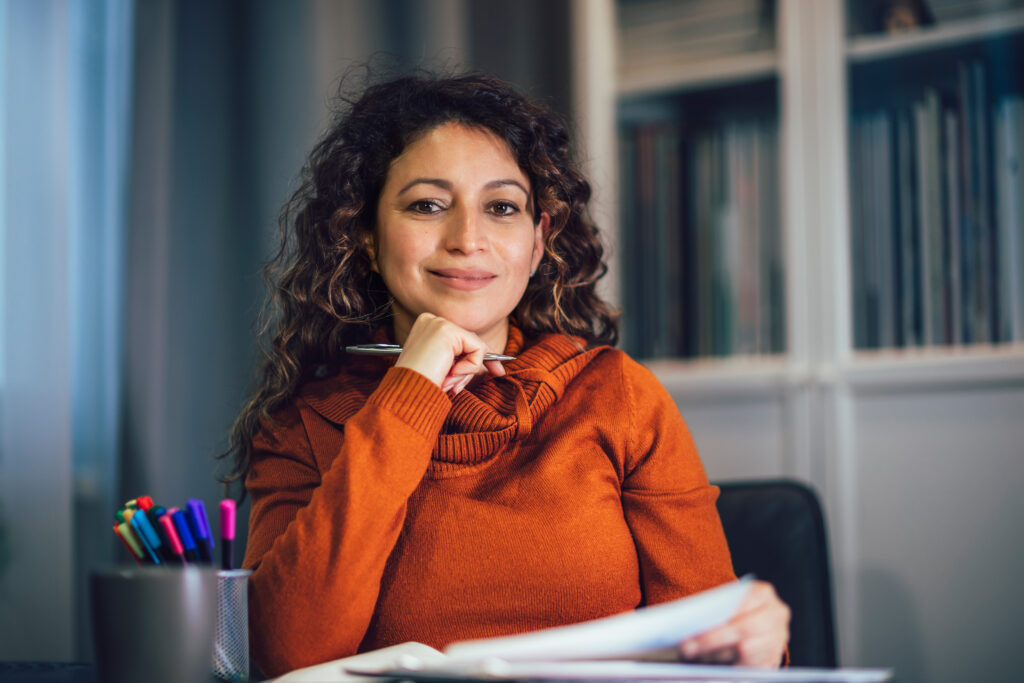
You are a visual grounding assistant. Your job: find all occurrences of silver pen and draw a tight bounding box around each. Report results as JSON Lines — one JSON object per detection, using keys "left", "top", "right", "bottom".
{"left": 345, "top": 343, "right": 516, "bottom": 362}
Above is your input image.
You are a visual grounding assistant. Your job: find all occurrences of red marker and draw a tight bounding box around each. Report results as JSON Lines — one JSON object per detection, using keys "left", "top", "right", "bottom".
{"left": 136, "top": 495, "right": 155, "bottom": 512}
{"left": 220, "top": 499, "right": 236, "bottom": 570}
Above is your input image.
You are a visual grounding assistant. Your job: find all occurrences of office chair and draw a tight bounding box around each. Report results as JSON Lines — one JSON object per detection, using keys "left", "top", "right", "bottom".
{"left": 715, "top": 479, "right": 837, "bottom": 667}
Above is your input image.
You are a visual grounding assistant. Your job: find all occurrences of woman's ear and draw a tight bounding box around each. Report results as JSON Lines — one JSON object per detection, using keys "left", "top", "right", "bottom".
{"left": 362, "top": 231, "right": 379, "bottom": 273}
{"left": 530, "top": 212, "right": 550, "bottom": 276}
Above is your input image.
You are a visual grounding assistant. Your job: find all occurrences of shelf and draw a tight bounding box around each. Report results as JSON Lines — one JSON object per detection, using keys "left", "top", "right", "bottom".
{"left": 844, "top": 344, "right": 1024, "bottom": 394}
{"left": 644, "top": 355, "right": 790, "bottom": 401}
{"left": 617, "top": 50, "right": 777, "bottom": 98}
{"left": 644, "top": 345, "right": 1024, "bottom": 399}
{"left": 846, "top": 8, "right": 1024, "bottom": 64}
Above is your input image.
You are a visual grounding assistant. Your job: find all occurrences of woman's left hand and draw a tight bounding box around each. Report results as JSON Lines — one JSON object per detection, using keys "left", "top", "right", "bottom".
{"left": 678, "top": 580, "right": 790, "bottom": 668}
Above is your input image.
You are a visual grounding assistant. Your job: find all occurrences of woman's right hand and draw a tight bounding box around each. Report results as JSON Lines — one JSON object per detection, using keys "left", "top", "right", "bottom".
{"left": 394, "top": 313, "right": 506, "bottom": 394}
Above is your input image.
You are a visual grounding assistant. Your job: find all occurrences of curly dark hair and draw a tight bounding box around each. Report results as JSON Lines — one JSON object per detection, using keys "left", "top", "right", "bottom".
{"left": 221, "top": 71, "right": 618, "bottom": 488}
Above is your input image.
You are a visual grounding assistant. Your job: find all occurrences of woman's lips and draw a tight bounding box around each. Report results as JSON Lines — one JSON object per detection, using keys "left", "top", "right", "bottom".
{"left": 428, "top": 268, "right": 497, "bottom": 291}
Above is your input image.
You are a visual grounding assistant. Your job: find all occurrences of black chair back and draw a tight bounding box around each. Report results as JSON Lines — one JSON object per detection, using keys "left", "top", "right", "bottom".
{"left": 715, "top": 479, "right": 837, "bottom": 667}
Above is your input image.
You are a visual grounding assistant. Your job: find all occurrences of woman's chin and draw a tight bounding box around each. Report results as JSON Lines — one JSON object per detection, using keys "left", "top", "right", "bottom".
{"left": 433, "top": 313, "right": 509, "bottom": 346}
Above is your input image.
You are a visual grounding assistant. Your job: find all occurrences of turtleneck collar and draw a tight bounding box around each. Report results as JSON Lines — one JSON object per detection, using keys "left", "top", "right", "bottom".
{"left": 299, "top": 322, "right": 608, "bottom": 476}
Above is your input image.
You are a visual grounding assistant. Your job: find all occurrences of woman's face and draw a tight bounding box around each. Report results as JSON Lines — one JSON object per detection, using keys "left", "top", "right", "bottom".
{"left": 371, "top": 122, "right": 547, "bottom": 350}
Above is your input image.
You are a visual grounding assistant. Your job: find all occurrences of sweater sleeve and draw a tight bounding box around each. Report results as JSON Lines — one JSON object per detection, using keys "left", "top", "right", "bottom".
{"left": 617, "top": 355, "right": 737, "bottom": 606}
{"left": 243, "top": 367, "right": 450, "bottom": 677}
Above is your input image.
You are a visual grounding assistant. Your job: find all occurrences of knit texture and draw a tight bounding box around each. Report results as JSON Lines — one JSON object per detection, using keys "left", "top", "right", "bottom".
{"left": 244, "top": 326, "right": 736, "bottom": 677}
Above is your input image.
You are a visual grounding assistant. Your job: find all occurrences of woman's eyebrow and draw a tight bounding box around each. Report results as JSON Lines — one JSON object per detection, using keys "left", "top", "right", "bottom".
{"left": 397, "top": 178, "right": 530, "bottom": 198}
{"left": 398, "top": 178, "right": 453, "bottom": 195}
{"left": 485, "top": 179, "right": 530, "bottom": 198}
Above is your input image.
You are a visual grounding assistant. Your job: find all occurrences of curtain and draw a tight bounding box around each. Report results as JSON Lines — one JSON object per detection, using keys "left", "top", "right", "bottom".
{"left": 0, "top": 0, "right": 134, "bottom": 659}
{"left": 0, "top": 0, "right": 571, "bottom": 660}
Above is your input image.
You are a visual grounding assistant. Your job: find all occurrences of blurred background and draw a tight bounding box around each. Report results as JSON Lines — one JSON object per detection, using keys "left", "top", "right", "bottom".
{"left": 0, "top": 0, "right": 576, "bottom": 666}
{"left": 1, "top": 1, "right": 1023, "bottom": 682}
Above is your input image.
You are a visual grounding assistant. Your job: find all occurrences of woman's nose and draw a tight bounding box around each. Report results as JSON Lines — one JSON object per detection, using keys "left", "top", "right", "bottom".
{"left": 443, "top": 207, "right": 486, "bottom": 253}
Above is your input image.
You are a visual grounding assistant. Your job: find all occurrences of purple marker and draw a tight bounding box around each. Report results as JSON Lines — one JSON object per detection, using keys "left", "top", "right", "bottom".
{"left": 186, "top": 499, "right": 214, "bottom": 564}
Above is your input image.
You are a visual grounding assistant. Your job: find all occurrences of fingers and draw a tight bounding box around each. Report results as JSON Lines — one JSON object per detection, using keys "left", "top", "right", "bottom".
{"left": 483, "top": 359, "right": 507, "bottom": 377}
{"left": 679, "top": 581, "right": 790, "bottom": 669}
{"left": 395, "top": 313, "right": 508, "bottom": 389}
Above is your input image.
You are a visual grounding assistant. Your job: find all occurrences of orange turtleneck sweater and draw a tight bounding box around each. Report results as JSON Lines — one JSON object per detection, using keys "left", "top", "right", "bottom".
{"left": 243, "top": 326, "right": 736, "bottom": 677}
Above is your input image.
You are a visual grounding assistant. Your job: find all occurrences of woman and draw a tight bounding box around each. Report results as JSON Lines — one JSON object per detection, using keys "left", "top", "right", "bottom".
{"left": 226, "top": 72, "right": 789, "bottom": 677}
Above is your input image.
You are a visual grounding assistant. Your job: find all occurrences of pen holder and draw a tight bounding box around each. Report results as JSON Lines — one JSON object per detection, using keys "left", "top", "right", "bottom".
{"left": 91, "top": 566, "right": 219, "bottom": 683}
{"left": 214, "top": 569, "right": 252, "bottom": 680}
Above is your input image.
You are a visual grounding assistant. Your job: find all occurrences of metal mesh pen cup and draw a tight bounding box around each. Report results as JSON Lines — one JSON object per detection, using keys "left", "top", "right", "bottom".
{"left": 214, "top": 569, "right": 252, "bottom": 680}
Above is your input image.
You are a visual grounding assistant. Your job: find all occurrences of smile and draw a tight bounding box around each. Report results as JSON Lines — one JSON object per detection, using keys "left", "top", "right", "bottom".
{"left": 428, "top": 268, "right": 498, "bottom": 291}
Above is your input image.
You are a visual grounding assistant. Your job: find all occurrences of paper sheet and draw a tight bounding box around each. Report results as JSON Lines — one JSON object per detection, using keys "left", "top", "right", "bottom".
{"left": 442, "top": 576, "right": 753, "bottom": 662}
{"left": 354, "top": 659, "right": 892, "bottom": 682}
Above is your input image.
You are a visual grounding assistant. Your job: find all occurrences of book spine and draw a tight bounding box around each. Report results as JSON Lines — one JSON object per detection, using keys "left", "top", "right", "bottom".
{"left": 897, "top": 109, "right": 919, "bottom": 347}
{"left": 944, "top": 107, "right": 963, "bottom": 346}
{"left": 971, "top": 61, "right": 993, "bottom": 343}
{"left": 995, "top": 97, "right": 1024, "bottom": 342}
{"left": 915, "top": 97, "right": 935, "bottom": 346}
{"left": 878, "top": 113, "right": 896, "bottom": 349}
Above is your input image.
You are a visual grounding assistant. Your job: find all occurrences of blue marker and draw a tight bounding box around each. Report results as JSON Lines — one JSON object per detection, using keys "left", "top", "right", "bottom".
{"left": 186, "top": 499, "right": 214, "bottom": 564}
{"left": 171, "top": 510, "right": 201, "bottom": 564}
{"left": 129, "top": 510, "right": 162, "bottom": 565}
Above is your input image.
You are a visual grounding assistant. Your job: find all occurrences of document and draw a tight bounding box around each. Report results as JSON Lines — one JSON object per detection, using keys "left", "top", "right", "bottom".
{"left": 441, "top": 576, "right": 752, "bottom": 663}
{"left": 271, "top": 578, "right": 892, "bottom": 683}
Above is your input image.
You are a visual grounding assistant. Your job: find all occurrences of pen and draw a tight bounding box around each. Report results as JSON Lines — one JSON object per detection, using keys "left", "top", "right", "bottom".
{"left": 146, "top": 505, "right": 178, "bottom": 563}
{"left": 129, "top": 512, "right": 161, "bottom": 565}
{"left": 117, "top": 521, "right": 151, "bottom": 564}
{"left": 345, "top": 343, "right": 515, "bottom": 362}
{"left": 186, "top": 499, "right": 214, "bottom": 564}
{"left": 220, "top": 499, "right": 236, "bottom": 570}
{"left": 171, "top": 510, "right": 201, "bottom": 564}
{"left": 149, "top": 506, "right": 180, "bottom": 564}
{"left": 112, "top": 524, "right": 144, "bottom": 565}
{"left": 157, "top": 513, "right": 187, "bottom": 565}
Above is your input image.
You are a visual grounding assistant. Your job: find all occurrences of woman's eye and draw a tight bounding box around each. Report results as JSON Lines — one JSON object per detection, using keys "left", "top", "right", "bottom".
{"left": 408, "top": 199, "right": 443, "bottom": 214}
{"left": 489, "top": 201, "right": 519, "bottom": 217}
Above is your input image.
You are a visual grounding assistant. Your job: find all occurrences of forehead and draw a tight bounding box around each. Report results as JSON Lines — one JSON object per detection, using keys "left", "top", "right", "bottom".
{"left": 385, "top": 123, "right": 528, "bottom": 187}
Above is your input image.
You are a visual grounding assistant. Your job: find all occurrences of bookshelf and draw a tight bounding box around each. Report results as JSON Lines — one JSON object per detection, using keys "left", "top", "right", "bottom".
{"left": 572, "top": 0, "right": 1024, "bottom": 680}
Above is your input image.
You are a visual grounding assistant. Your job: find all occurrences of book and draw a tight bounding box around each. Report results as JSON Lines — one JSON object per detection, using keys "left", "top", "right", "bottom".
{"left": 994, "top": 96, "right": 1024, "bottom": 341}
{"left": 270, "top": 578, "right": 892, "bottom": 682}
{"left": 896, "top": 109, "right": 920, "bottom": 347}
{"left": 971, "top": 61, "right": 994, "bottom": 343}
{"left": 943, "top": 107, "right": 963, "bottom": 345}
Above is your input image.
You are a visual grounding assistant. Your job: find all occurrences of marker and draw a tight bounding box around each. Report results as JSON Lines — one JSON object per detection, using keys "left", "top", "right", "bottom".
{"left": 220, "top": 499, "right": 236, "bottom": 570}
{"left": 157, "top": 513, "right": 186, "bottom": 564}
{"left": 116, "top": 521, "right": 150, "bottom": 564}
{"left": 112, "top": 524, "right": 143, "bottom": 565}
{"left": 136, "top": 495, "right": 155, "bottom": 512}
{"left": 144, "top": 505, "right": 177, "bottom": 563}
{"left": 148, "top": 506, "right": 179, "bottom": 563}
{"left": 186, "top": 499, "right": 214, "bottom": 564}
{"left": 171, "top": 510, "right": 201, "bottom": 564}
{"left": 129, "top": 516, "right": 160, "bottom": 565}
{"left": 129, "top": 509, "right": 163, "bottom": 565}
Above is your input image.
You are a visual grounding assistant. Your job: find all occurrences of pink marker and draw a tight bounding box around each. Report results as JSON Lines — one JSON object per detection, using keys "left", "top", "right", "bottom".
{"left": 158, "top": 513, "right": 186, "bottom": 564}
{"left": 220, "top": 499, "right": 236, "bottom": 570}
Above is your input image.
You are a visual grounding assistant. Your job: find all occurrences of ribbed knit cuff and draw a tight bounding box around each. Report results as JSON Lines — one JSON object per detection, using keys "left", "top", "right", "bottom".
{"left": 366, "top": 366, "right": 451, "bottom": 436}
